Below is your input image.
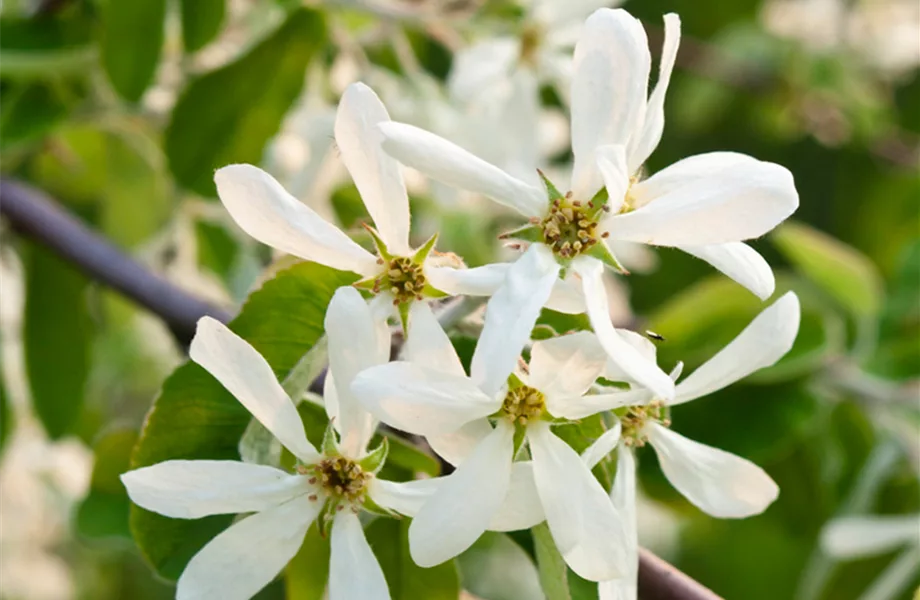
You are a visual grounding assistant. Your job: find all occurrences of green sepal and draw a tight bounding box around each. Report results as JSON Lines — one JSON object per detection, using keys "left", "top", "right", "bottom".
{"left": 363, "top": 224, "right": 394, "bottom": 261}
{"left": 397, "top": 301, "right": 411, "bottom": 332}
{"left": 537, "top": 169, "right": 564, "bottom": 202}
{"left": 421, "top": 283, "right": 449, "bottom": 299}
{"left": 316, "top": 499, "right": 336, "bottom": 538}
{"left": 361, "top": 493, "right": 397, "bottom": 518}
{"left": 359, "top": 437, "right": 389, "bottom": 475}
{"left": 586, "top": 186, "right": 611, "bottom": 219}
{"left": 512, "top": 422, "right": 528, "bottom": 457}
{"left": 411, "top": 232, "right": 439, "bottom": 264}
{"left": 499, "top": 223, "right": 543, "bottom": 244}
{"left": 586, "top": 241, "right": 629, "bottom": 275}
{"left": 507, "top": 372, "right": 526, "bottom": 389}
{"left": 321, "top": 423, "right": 340, "bottom": 457}
{"left": 353, "top": 275, "right": 380, "bottom": 291}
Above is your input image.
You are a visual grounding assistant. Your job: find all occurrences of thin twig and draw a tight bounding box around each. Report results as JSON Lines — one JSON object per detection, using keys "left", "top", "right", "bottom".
{"left": 638, "top": 548, "right": 723, "bottom": 600}
{"left": 0, "top": 178, "right": 231, "bottom": 343}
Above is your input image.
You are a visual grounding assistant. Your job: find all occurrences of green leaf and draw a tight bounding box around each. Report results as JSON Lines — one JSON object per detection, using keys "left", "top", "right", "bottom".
{"left": 165, "top": 8, "right": 326, "bottom": 196}
{"left": 772, "top": 221, "right": 883, "bottom": 319}
{"left": 376, "top": 432, "right": 440, "bottom": 478}
{"left": 285, "top": 523, "right": 330, "bottom": 599}
{"left": 23, "top": 243, "right": 92, "bottom": 439}
{"left": 76, "top": 428, "right": 138, "bottom": 540}
{"left": 0, "top": 350, "right": 10, "bottom": 456}
{"left": 180, "top": 0, "right": 225, "bottom": 53}
{"left": 0, "top": 14, "right": 95, "bottom": 78}
{"left": 532, "top": 522, "right": 571, "bottom": 600}
{"left": 457, "top": 532, "right": 543, "bottom": 600}
{"left": 0, "top": 81, "right": 76, "bottom": 149}
{"left": 100, "top": 0, "right": 166, "bottom": 102}
{"left": 129, "top": 261, "right": 357, "bottom": 580}
{"left": 367, "top": 518, "right": 460, "bottom": 600}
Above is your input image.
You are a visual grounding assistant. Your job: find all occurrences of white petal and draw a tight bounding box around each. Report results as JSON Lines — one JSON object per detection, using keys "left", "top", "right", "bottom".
{"left": 599, "top": 445, "right": 638, "bottom": 600}
{"left": 448, "top": 38, "right": 520, "bottom": 103}
{"left": 673, "top": 292, "right": 800, "bottom": 405}
{"left": 353, "top": 363, "right": 499, "bottom": 435}
{"left": 367, "top": 477, "right": 440, "bottom": 517}
{"left": 551, "top": 388, "right": 653, "bottom": 420}
{"left": 176, "top": 494, "right": 317, "bottom": 600}
{"left": 335, "top": 82, "right": 410, "bottom": 254}
{"left": 471, "top": 245, "right": 560, "bottom": 398}
{"left": 489, "top": 461, "right": 546, "bottom": 532}
{"left": 602, "top": 329, "right": 658, "bottom": 384}
{"left": 571, "top": 8, "right": 651, "bottom": 198}
{"left": 425, "top": 263, "right": 510, "bottom": 297}
{"left": 545, "top": 270, "right": 587, "bottom": 314}
{"left": 121, "top": 460, "right": 309, "bottom": 519}
{"left": 532, "top": 0, "right": 618, "bottom": 27}
{"left": 581, "top": 421, "right": 622, "bottom": 469}
{"left": 325, "top": 287, "right": 391, "bottom": 456}
{"left": 627, "top": 151, "right": 757, "bottom": 206}
{"left": 323, "top": 371, "right": 340, "bottom": 431}
{"left": 402, "top": 300, "right": 465, "bottom": 376}
{"left": 189, "top": 317, "right": 319, "bottom": 463}
{"left": 409, "top": 421, "right": 514, "bottom": 566}
{"left": 379, "top": 121, "right": 547, "bottom": 218}
{"left": 575, "top": 258, "right": 674, "bottom": 400}
{"left": 529, "top": 331, "right": 608, "bottom": 402}
{"left": 820, "top": 515, "right": 920, "bottom": 559}
{"left": 647, "top": 423, "right": 779, "bottom": 518}
{"left": 627, "top": 14, "right": 681, "bottom": 172}
{"left": 329, "top": 511, "right": 389, "bottom": 600}
{"left": 214, "top": 165, "right": 378, "bottom": 276}
{"left": 611, "top": 157, "right": 799, "bottom": 246}
{"left": 427, "top": 419, "right": 494, "bottom": 466}
{"left": 596, "top": 145, "right": 630, "bottom": 214}
{"left": 529, "top": 422, "right": 628, "bottom": 581}
{"left": 678, "top": 242, "right": 775, "bottom": 300}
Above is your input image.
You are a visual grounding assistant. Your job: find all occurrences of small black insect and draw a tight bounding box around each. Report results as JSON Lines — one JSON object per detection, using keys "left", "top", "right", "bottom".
{"left": 645, "top": 330, "right": 666, "bottom": 341}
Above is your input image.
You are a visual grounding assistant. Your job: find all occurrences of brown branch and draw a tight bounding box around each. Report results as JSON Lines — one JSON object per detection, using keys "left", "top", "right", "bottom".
{"left": 639, "top": 548, "right": 722, "bottom": 600}
{"left": 0, "top": 178, "right": 231, "bottom": 343}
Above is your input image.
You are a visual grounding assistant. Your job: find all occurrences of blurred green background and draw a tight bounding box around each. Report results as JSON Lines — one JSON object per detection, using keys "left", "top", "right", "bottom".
{"left": 0, "top": 0, "right": 917, "bottom": 599}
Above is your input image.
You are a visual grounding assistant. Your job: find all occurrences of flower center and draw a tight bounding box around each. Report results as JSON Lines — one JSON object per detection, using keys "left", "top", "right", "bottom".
{"left": 502, "top": 385, "right": 545, "bottom": 425}
{"left": 620, "top": 400, "right": 670, "bottom": 447}
{"left": 520, "top": 25, "right": 543, "bottom": 66}
{"left": 371, "top": 256, "right": 427, "bottom": 305}
{"left": 540, "top": 197, "right": 605, "bottom": 258}
{"left": 301, "top": 457, "right": 371, "bottom": 504}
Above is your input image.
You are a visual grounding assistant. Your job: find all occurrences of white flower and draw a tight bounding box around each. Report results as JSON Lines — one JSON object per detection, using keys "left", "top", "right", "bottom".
{"left": 577, "top": 292, "right": 801, "bottom": 600}
{"left": 353, "top": 300, "right": 639, "bottom": 582}
{"left": 213, "top": 82, "right": 498, "bottom": 329}
{"left": 121, "top": 288, "right": 433, "bottom": 600}
{"left": 376, "top": 9, "right": 798, "bottom": 396}
{"left": 819, "top": 513, "right": 920, "bottom": 600}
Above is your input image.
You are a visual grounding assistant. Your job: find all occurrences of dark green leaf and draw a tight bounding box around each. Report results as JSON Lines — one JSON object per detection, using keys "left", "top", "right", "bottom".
{"left": 130, "top": 261, "right": 357, "bottom": 579}
{"left": 0, "top": 81, "right": 76, "bottom": 149}
{"left": 76, "top": 428, "right": 138, "bottom": 539}
{"left": 165, "top": 8, "right": 326, "bottom": 196}
{"left": 367, "top": 518, "right": 460, "bottom": 600}
{"left": 23, "top": 243, "right": 92, "bottom": 439}
{"left": 180, "top": 0, "right": 225, "bottom": 53}
{"left": 0, "top": 14, "right": 95, "bottom": 78}
{"left": 285, "top": 523, "right": 330, "bottom": 600}
{"left": 100, "top": 0, "right": 167, "bottom": 102}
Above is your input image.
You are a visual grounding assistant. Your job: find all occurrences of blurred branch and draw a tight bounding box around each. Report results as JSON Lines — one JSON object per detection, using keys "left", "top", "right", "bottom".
{"left": 0, "top": 178, "right": 231, "bottom": 344}
{"left": 639, "top": 548, "right": 723, "bottom": 600}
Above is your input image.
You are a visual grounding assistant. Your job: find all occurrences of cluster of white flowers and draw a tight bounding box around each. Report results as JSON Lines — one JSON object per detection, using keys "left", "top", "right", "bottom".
{"left": 121, "top": 8, "right": 804, "bottom": 600}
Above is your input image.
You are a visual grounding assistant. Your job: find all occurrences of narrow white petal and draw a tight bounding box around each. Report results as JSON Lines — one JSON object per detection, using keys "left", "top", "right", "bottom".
{"left": 189, "top": 317, "right": 319, "bottom": 463}
{"left": 552, "top": 388, "right": 653, "bottom": 420}
{"left": 627, "top": 14, "right": 681, "bottom": 172}
{"left": 611, "top": 158, "right": 799, "bottom": 246}
{"left": 529, "top": 422, "right": 628, "bottom": 581}
{"left": 820, "top": 515, "right": 920, "bottom": 559}
{"left": 647, "top": 423, "right": 779, "bottom": 518}
{"left": 596, "top": 145, "right": 630, "bottom": 214}
{"left": 352, "top": 363, "right": 499, "bottom": 435}
{"left": 471, "top": 245, "right": 560, "bottom": 398}
{"left": 176, "top": 494, "right": 317, "bottom": 600}
{"left": 448, "top": 38, "right": 520, "bottom": 102}
{"left": 602, "top": 329, "right": 658, "bottom": 384}
{"left": 329, "top": 511, "right": 389, "bottom": 600}
{"left": 581, "top": 421, "right": 622, "bottom": 469}
{"left": 489, "top": 461, "right": 546, "bottom": 532}
{"left": 533, "top": 0, "right": 619, "bottom": 27}
{"left": 325, "top": 287, "right": 391, "bottom": 455}
{"left": 367, "top": 477, "right": 440, "bottom": 517}
{"left": 121, "top": 460, "right": 309, "bottom": 519}
{"left": 571, "top": 8, "right": 651, "bottom": 198}
{"left": 598, "top": 445, "right": 638, "bottom": 600}
{"left": 402, "top": 300, "right": 465, "bottom": 376}
{"left": 323, "top": 372, "right": 340, "bottom": 431}
{"left": 678, "top": 242, "right": 775, "bottom": 300}
{"left": 427, "top": 419, "right": 494, "bottom": 466}
{"left": 214, "top": 165, "right": 378, "bottom": 276}
{"left": 627, "top": 151, "right": 758, "bottom": 206}
{"left": 409, "top": 421, "right": 514, "bottom": 566}
{"left": 530, "top": 331, "right": 608, "bottom": 402}
{"left": 425, "top": 263, "right": 510, "bottom": 297}
{"left": 379, "top": 121, "right": 547, "bottom": 218}
{"left": 575, "top": 258, "right": 674, "bottom": 400}
{"left": 545, "top": 271, "right": 588, "bottom": 314}
{"left": 335, "top": 82, "right": 410, "bottom": 254}
{"left": 673, "top": 292, "right": 800, "bottom": 405}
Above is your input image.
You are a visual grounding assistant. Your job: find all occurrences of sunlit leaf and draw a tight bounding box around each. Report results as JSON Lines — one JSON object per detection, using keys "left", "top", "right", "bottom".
{"left": 100, "top": 0, "right": 166, "bottom": 102}
{"left": 76, "top": 428, "right": 138, "bottom": 540}
{"left": 180, "top": 0, "right": 225, "bottom": 53}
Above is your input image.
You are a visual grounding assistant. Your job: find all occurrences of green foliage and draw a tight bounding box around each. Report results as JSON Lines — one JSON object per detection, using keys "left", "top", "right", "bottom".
{"left": 165, "top": 8, "right": 326, "bottom": 196}
{"left": 285, "top": 523, "right": 331, "bottom": 600}
{"left": 366, "top": 518, "right": 461, "bottom": 600}
{"left": 180, "top": 0, "right": 226, "bottom": 53}
{"left": 0, "top": 13, "right": 95, "bottom": 78}
{"left": 77, "top": 428, "right": 138, "bottom": 539}
{"left": 100, "top": 0, "right": 166, "bottom": 103}
{"left": 533, "top": 522, "right": 571, "bottom": 600}
{"left": 23, "top": 242, "right": 92, "bottom": 439}
{"left": 129, "top": 262, "right": 357, "bottom": 579}
{"left": 457, "top": 533, "right": 543, "bottom": 600}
